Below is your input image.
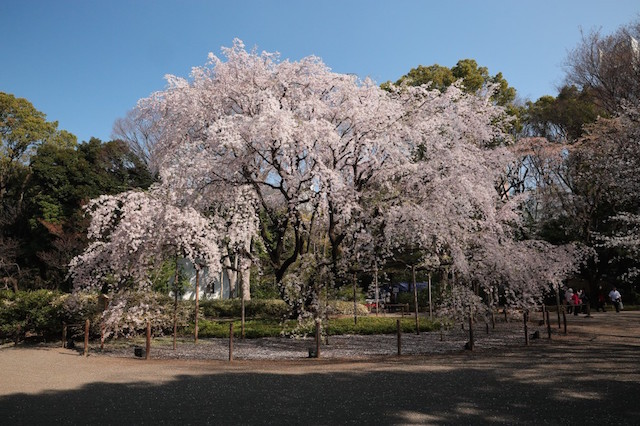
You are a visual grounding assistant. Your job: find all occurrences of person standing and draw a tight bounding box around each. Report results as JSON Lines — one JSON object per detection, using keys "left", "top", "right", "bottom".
{"left": 596, "top": 286, "right": 606, "bottom": 312}
{"left": 609, "top": 287, "right": 622, "bottom": 313}
{"left": 565, "top": 288, "right": 574, "bottom": 314}
{"left": 572, "top": 291, "right": 581, "bottom": 316}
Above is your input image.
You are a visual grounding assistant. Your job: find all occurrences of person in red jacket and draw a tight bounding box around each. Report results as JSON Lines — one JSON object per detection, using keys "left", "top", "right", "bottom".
{"left": 572, "top": 291, "right": 581, "bottom": 316}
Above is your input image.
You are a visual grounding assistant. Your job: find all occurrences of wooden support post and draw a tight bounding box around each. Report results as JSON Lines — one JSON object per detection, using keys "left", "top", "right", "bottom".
{"left": 468, "top": 306, "right": 474, "bottom": 351}
{"left": 62, "top": 323, "right": 67, "bottom": 348}
{"left": 396, "top": 319, "right": 402, "bottom": 356}
{"left": 504, "top": 307, "right": 508, "bottom": 323}
{"left": 491, "top": 310, "right": 496, "bottom": 329}
{"left": 562, "top": 309, "right": 567, "bottom": 335}
{"left": 412, "top": 265, "right": 419, "bottom": 335}
{"left": 315, "top": 321, "right": 321, "bottom": 359}
{"left": 173, "top": 259, "right": 179, "bottom": 350}
{"left": 229, "top": 322, "right": 234, "bottom": 362}
{"left": 241, "top": 295, "right": 246, "bottom": 340}
{"left": 145, "top": 320, "right": 151, "bottom": 360}
{"left": 524, "top": 311, "right": 529, "bottom": 346}
{"left": 14, "top": 324, "right": 21, "bottom": 346}
{"left": 100, "top": 324, "right": 105, "bottom": 351}
{"left": 542, "top": 305, "right": 546, "bottom": 327}
{"left": 486, "top": 322, "right": 489, "bottom": 334}
{"left": 195, "top": 269, "right": 200, "bottom": 344}
{"left": 586, "top": 303, "right": 591, "bottom": 318}
{"left": 428, "top": 272, "right": 433, "bottom": 320}
{"left": 83, "top": 319, "right": 90, "bottom": 357}
{"left": 556, "top": 286, "right": 562, "bottom": 329}
{"left": 353, "top": 272, "right": 358, "bottom": 326}
{"left": 374, "top": 267, "right": 379, "bottom": 318}
{"left": 546, "top": 310, "right": 552, "bottom": 339}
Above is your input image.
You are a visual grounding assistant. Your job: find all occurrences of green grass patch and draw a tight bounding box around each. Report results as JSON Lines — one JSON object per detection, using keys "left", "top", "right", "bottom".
{"left": 190, "top": 316, "right": 441, "bottom": 338}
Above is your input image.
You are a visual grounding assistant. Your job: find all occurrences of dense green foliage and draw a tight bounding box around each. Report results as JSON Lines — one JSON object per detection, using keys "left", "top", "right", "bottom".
{"left": 388, "top": 59, "right": 516, "bottom": 107}
{"left": 0, "top": 290, "right": 65, "bottom": 341}
{"left": 0, "top": 93, "right": 154, "bottom": 291}
{"left": 199, "top": 299, "right": 290, "bottom": 319}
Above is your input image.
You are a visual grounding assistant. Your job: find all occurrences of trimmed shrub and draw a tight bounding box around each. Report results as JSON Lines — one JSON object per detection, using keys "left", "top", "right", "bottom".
{"left": 199, "top": 299, "right": 289, "bottom": 319}
{"left": 327, "top": 300, "right": 369, "bottom": 316}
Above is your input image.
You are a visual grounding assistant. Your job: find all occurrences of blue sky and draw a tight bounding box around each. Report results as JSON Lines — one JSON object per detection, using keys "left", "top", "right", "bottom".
{"left": 2, "top": 1, "right": 639, "bottom": 144}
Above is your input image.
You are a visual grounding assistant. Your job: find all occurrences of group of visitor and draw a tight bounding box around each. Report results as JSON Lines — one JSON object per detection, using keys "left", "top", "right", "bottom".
{"left": 564, "top": 288, "right": 589, "bottom": 315}
{"left": 567, "top": 286, "right": 624, "bottom": 314}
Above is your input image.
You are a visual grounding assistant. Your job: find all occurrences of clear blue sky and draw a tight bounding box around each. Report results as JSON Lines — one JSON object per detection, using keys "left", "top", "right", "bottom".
{"left": 2, "top": 1, "right": 639, "bottom": 144}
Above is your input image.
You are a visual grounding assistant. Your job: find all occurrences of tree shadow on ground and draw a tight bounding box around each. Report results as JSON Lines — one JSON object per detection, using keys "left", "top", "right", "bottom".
{"left": 1, "top": 343, "right": 639, "bottom": 425}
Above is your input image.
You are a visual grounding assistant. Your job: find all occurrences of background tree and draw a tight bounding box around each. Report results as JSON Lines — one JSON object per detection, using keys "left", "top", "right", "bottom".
{"left": 523, "top": 85, "right": 605, "bottom": 143}
{"left": 390, "top": 59, "right": 517, "bottom": 107}
{"left": 565, "top": 18, "right": 640, "bottom": 114}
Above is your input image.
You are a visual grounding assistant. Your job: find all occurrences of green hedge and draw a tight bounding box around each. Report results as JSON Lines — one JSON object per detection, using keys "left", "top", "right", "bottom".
{"left": 0, "top": 290, "right": 65, "bottom": 341}
{"left": 189, "top": 316, "right": 440, "bottom": 338}
{"left": 199, "top": 299, "right": 290, "bottom": 319}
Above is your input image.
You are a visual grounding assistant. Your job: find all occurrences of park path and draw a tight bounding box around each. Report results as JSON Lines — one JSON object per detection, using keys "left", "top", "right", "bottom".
{"left": 1, "top": 311, "right": 639, "bottom": 424}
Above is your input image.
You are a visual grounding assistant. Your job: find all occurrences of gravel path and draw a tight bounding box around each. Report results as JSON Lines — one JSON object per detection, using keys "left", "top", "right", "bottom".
{"left": 95, "top": 314, "right": 532, "bottom": 361}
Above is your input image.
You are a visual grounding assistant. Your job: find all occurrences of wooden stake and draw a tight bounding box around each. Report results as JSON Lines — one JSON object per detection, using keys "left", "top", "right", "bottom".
{"left": 412, "top": 265, "right": 419, "bottom": 335}
{"left": 195, "top": 269, "right": 200, "bottom": 344}
{"left": 173, "top": 257, "right": 179, "bottom": 350}
{"left": 524, "top": 311, "right": 529, "bottom": 346}
{"left": 468, "top": 306, "right": 474, "bottom": 351}
{"left": 374, "top": 267, "right": 379, "bottom": 318}
{"left": 315, "top": 320, "right": 321, "bottom": 359}
{"left": 145, "top": 320, "right": 151, "bottom": 360}
{"left": 396, "top": 319, "right": 401, "bottom": 356}
{"left": 556, "top": 286, "right": 562, "bottom": 329}
{"left": 83, "top": 319, "right": 90, "bottom": 357}
{"left": 546, "top": 310, "right": 552, "bottom": 339}
{"left": 428, "top": 272, "right": 433, "bottom": 320}
{"left": 100, "top": 324, "right": 105, "bottom": 351}
{"left": 62, "top": 323, "right": 67, "bottom": 348}
{"left": 562, "top": 308, "right": 567, "bottom": 335}
{"left": 241, "top": 292, "right": 246, "bottom": 340}
{"left": 229, "top": 322, "right": 234, "bottom": 362}
{"left": 353, "top": 272, "right": 358, "bottom": 325}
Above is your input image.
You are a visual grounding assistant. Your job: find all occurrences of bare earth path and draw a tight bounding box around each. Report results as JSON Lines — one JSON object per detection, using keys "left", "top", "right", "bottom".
{"left": 1, "top": 311, "right": 639, "bottom": 425}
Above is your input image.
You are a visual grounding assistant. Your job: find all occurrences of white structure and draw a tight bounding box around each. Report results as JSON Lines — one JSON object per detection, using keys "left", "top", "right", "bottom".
{"left": 174, "top": 259, "right": 232, "bottom": 300}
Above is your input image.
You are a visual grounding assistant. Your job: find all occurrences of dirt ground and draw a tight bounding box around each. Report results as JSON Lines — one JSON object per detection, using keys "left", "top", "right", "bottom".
{"left": 1, "top": 311, "right": 639, "bottom": 425}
